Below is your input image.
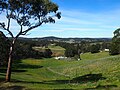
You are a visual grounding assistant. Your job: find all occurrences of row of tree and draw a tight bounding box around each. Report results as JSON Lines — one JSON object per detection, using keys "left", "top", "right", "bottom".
{"left": 63, "top": 28, "right": 120, "bottom": 57}
{"left": 0, "top": 32, "right": 52, "bottom": 67}
{"left": 55, "top": 41, "right": 110, "bottom": 59}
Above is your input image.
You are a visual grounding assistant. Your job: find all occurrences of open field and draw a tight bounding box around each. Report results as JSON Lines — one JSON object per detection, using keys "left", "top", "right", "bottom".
{"left": 33, "top": 45, "right": 65, "bottom": 56}
{"left": 48, "top": 45, "right": 65, "bottom": 56}
{"left": 0, "top": 52, "right": 120, "bottom": 90}
{"left": 81, "top": 51, "right": 110, "bottom": 60}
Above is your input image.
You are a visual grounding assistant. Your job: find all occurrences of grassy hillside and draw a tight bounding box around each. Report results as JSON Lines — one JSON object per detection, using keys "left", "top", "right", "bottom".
{"left": 81, "top": 51, "right": 110, "bottom": 60}
{"left": 0, "top": 52, "right": 120, "bottom": 90}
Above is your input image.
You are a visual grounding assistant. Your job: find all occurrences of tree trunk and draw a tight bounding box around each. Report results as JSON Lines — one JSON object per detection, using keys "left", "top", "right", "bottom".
{"left": 78, "top": 49, "right": 81, "bottom": 60}
{"left": 6, "top": 38, "right": 16, "bottom": 82}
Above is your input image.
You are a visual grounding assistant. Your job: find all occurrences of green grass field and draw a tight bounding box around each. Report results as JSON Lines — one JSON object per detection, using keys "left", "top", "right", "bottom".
{"left": 33, "top": 45, "right": 65, "bottom": 56}
{"left": 48, "top": 45, "right": 65, "bottom": 56}
{"left": 0, "top": 52, "right": 120, "bottom": 90}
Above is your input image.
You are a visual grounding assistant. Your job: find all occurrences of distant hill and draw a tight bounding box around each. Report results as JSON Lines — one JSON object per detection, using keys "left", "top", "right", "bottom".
{"left": 9, "top": 36, "right": 112, "bottom": 43}
{"left": 29, "top": 36, "right": 111, "bottom": 43}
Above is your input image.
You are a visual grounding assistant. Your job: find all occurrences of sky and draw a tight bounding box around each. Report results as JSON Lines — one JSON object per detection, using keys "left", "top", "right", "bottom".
{"left": 1, "top": 0, "right": 120, "bottom": 38}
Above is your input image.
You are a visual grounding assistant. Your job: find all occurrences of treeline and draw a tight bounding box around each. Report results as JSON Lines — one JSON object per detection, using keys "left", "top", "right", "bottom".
{"left": 55, "top": 41, "right": 110, "bottom": 58}
{"left": 0, "top": 32, "right": 52, "bottom": 66}
{"left": 13, "top": 40, "right": 52, "bottom": 60}
{"left": 0, "top": 28, "right": 119, "bottom": 66}
{"left": 54, "top": 28, "right": 120, "bottom": 57}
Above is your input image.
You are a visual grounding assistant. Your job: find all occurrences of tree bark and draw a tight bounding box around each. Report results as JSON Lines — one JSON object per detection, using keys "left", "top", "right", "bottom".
{"left": 6, "top": 38, "right": 16, "bottom": 82}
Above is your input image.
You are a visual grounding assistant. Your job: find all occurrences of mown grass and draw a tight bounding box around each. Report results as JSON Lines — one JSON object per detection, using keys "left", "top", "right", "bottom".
{"left": 0, "top": 52, "right": 120, "bottom": 90}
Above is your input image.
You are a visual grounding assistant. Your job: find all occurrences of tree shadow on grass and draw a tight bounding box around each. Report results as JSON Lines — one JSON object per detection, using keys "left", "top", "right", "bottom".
{"left": 0, "top": 63, "right": 43, "bottom": 83}
{"left": 0, "top": 86, "right": 25, "bottom": 90}
{"left": 0, "top": 68, "right": 27, "bottom": 83}
{"left": 0, "top": 64, "right": 43, "bottom": 74}
{"left": 72, "top": 73, "right": 106, "bottom": 83}
{"left": 6, "top": 73, "right": 118, "bottom": 89}
{"left": 84, "top": 85, "right": 118, "bottom": 90}
{"left": 0, "top": 68, "right": 27, "bottom": 73}
{"left": 13, "top": 73, "right": 106, "bottom": 85}
{"left": 0, "top": 58, "right": 43, "bottom": 74}
{"left": 12, "top": 58, "right": 43, "bottom": 69}
{"left": 13, "top": 63, "right": 43, "bottom": 69}
{"left": 46, "top": 73, "right": 106, "bottom": 84}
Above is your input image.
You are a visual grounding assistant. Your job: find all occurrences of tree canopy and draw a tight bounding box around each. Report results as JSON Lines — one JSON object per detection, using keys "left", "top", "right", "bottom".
{"left": 0, "top": 0, "right": 61, "bottom": 37}
{"left": 0, "top": 0, "right": 61, "bottom": 82}
{"left": 110, "top": 28, "right": 120, "bottom": 55}
{"left": 90, "top": 44, "right": 100, "bottom": 53}
{"left": 113, "top": 28, "right": 120, "bottom": 39}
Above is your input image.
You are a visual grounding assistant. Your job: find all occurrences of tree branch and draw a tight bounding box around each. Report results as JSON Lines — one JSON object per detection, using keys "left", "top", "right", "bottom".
{"left": 21, "top": 22, "right": 43, "bottom": 35}
{"left": 0, "top": 22, "right": 14, "bottom": 38}
{"left": 15, "top": 25, "right": 23, "bottom": 38}
{"left": 7, "top": 18, "right": 14, "bottom": 38}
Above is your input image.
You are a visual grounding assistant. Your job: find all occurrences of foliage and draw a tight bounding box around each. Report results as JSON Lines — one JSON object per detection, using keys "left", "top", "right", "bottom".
{"left": 109, "top": 28, "right": 120, "bottom": 55}
{"left": 56, "top": 41, "right": 110, "bottom": 54}
{"left": 13, "top": 40, "right": 53, "bottom": 60}
{"left": 64, "top": 44, "right": 77, "bottom": 57}
{"left": 109, "top": 42, "right": 120, "bottom": 55}
{"left": 14, "top": 41, "right": 39, "bottom": 60}
{"left": 65, "top": 48, "right": 75, "bottom": 57}
{"left": 0, "top": 31, "right": 9, "bottom": 66}
{"left": 0, "top": 0, "right": 61, "bottom": 37}
{"left": 90, "top": 44, "right": 100, "bottom": 53}
{"left": 101, "top": 42, "right": 110, "bottom": 50}
{"left": 43, "top": 48, "right": 53, "bottom": 58}
{"left": 79, "top": 41, "right": 91, "bottom": 53}
{"left": 0, "top": 0, "right": 61, "bottom": 81}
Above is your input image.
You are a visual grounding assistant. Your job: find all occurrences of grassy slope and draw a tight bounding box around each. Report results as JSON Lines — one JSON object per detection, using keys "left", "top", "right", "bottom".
{"left": 0, "top": 52, "right": 120, "bottom": 90}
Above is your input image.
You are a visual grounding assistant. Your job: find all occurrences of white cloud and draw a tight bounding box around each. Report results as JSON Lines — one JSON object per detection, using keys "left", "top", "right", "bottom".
{"left": 48, "top": 8, "right": 120, "bottom": 33}
{"left": 1, "top": 7, "right": 120, "bottom": 38}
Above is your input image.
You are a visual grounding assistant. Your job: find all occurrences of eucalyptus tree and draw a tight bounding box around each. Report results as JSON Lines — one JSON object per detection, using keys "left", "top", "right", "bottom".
{"left": 113, "top": 28, "right": 120, "bottom": 40}
{"left": 110, "top": 28, "right": 120, "bottom": 55}
{"left": 0, "top": 0, "right": 61, "bottom": 82}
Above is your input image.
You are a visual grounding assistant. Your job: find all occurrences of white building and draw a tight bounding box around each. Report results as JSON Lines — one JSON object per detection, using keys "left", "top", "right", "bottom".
{"left": 104, "top": 49, "right": 109, "bottom": 52}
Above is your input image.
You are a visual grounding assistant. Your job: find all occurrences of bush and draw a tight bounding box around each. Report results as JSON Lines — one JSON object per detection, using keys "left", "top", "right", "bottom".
{"left": 90, "top": 44, "right": 100, "bottom": 53}
{"left": 109, "top": 42, "right": 120, "bottom": 55}
{"left": 109, "top": 28, "right": 120, "bottom": 55}
{"left": 43, "top": 49, "right": 53, "bottom": 58}
{"left": 65, "top": 48, "right": 76, "bottom": 57}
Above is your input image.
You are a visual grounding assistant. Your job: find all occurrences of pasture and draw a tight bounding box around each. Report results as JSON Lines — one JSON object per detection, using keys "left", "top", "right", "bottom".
{"left": 0, "top": 52, "right": 120, "bottom": 90}
{"left": 33, "top": 44, "right": 65, "bottom": 56}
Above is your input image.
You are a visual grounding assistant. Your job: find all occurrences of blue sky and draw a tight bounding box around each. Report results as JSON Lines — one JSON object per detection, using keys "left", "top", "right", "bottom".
{"left": 1, "top": 0, "right": 120, "bottom": 38}
{"left": 36, "top": 0, "right": 120, "bottom": 38}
